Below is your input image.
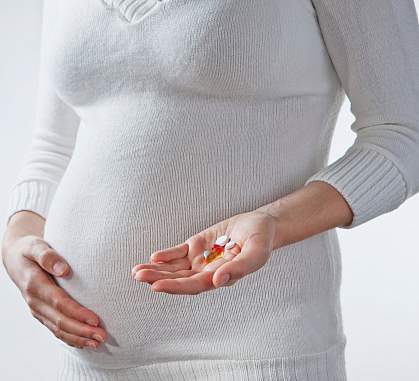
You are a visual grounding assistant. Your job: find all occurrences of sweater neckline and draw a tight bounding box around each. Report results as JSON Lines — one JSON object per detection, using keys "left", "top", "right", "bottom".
{"left": 100, "top": 0, "right": 163, "bottom": 24}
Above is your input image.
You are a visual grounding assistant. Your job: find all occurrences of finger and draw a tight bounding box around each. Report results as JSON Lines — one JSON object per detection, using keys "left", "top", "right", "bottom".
{"left": 134, "top": 269, "right": 195, "bottom": 283}
{"left": 31, "top": 309, "right": 99, "bottom": 349}
{"left": 131, "top": 257, "right": 190, "bottom": 276}
{"left": 24, "top": 270, "right": 101, "bottom": 327}
{"left": 221, "top": 279, "right": 239, "bottom": 287}
{"left": 151, "top": 271, "right": 214, "bottom": 295}
{"left": 29, "top": 298, "right": 106, "bottom": 344}
{"left": 150, "top": 242, "right": 189, "bottom": 263}
{"left": 212, "top": 236, "right": 270, "bottom": 288}
{"left": 23, "top": 237, "right": 71, "bottom": 277}
{"left": 46, "top": 286, "right": 101, "bottom": 327}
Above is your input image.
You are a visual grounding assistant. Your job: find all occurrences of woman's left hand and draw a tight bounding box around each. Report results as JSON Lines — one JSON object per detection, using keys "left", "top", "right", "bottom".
{"left": 131, "top": 210, "right": 281, "bottom": 294}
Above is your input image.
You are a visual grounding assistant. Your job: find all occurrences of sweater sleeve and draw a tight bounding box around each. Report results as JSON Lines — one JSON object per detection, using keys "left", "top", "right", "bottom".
{"left": 5, "top": 1, "right": 80, "bottom": 226}
{"left": 304, "top": 0, "right": 419, "bottom": 229}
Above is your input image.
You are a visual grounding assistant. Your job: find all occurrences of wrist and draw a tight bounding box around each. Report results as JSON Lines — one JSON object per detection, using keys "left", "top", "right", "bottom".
{"left": 256, "top": 181, "right": 354, "bottom": 250}
{"left": 255, "top": 199, "right": 290, "bottom": 250}
{"left": 3, "top": 211, "right": 45, "bottom": 249}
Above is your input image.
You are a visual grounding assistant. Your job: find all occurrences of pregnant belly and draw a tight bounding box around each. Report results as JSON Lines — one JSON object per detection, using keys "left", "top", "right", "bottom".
{"left": 45, "top": 191, "right": 340, "bottom": 369}
{"left": 42, "top": 122, "right": 340, "bottom": 369}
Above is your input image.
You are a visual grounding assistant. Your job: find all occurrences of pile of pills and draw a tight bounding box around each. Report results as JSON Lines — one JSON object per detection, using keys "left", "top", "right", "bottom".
{"left": 203, "top": 235, "right": 236, "bottom": 264}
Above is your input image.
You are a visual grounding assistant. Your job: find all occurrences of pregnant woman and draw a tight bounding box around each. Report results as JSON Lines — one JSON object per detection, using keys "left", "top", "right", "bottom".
{"left": 2, "top": 0, "right": 419, "bottom": 380}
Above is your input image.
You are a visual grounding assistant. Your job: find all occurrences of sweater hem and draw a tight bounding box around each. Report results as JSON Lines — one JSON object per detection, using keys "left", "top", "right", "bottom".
{"left": 57, "top": 338, "right": 347, "bottom": 380}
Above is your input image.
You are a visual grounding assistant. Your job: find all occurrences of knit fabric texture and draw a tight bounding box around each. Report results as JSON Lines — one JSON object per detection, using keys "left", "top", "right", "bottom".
{"left": 6, "top": 0, "right": 419, "bottom": 380}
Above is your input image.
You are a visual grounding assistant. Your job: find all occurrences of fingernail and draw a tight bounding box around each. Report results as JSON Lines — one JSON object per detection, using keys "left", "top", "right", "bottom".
{"left": 85, "top": 341, "right": 98, "bottom": 349}
{"left": 93, "top": 334, "right": 105, "bottom": 343}
{"left": 218, "top": 273, "right": 230, "bottom": 287}
{"left": 53, "top": 262, "right": 67, "bottom": 276}
{"left": 86, "top": 319, "right": 98, "bottom": 327}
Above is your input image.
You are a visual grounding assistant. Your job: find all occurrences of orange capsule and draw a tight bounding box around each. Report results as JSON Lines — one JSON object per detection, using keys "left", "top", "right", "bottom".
{"left": 203, "top": 244, "right": 225, "bottom": 264}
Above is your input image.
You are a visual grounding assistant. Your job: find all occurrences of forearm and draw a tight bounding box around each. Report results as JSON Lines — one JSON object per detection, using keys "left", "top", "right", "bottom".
{"left": 257, "top": 181, "right": 354, "bottom": 250}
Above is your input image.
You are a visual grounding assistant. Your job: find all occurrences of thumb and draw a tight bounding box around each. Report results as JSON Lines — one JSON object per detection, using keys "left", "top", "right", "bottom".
{"left": 212, "top": 237, "right": 270, "bottom": 288}
{"left": 23, "top": 237, "right": 71, "bottom": 277}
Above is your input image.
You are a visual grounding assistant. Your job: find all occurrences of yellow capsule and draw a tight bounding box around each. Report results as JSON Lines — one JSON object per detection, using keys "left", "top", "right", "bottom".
{"left": 203, "top": 245, "right": 224, "bottom": 264}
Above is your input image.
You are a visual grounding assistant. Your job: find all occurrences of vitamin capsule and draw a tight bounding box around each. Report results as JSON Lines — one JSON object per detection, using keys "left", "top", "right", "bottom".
{"left": 215, "top": 235, "right": 229, "bottom": 246}
{"left": 203, "top": 244, "right": 225, "bottom": 264}
{"left": 225, "top": 240, "right": 236, "bottom": 250}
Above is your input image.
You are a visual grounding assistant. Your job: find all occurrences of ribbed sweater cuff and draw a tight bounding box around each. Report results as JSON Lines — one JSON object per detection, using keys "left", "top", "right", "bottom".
{"left": 6, "top": 180, "right": 58, "bottom": 225}
{"left": 304, "top": 146, "right": 408, "bottom": 229}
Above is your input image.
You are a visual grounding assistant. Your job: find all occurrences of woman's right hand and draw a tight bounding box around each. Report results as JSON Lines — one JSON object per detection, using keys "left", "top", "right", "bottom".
{"left": 2, "top": 212, "right": 107, "bottom": 349}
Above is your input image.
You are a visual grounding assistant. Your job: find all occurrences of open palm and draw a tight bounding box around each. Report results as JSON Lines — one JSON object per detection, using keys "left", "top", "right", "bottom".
{"left": 131, "top": 210, "right": 279, "bottom": 294}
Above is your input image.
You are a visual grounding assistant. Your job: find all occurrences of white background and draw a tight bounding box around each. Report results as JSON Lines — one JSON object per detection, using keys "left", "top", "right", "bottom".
{"left": 0, "top": 1, "right": 418, "bottom": 380}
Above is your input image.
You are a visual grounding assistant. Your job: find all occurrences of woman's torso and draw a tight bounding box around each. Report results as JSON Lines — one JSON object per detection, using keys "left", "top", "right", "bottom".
{"left": 44, "top": 0, "right": 347, "bottom": 369}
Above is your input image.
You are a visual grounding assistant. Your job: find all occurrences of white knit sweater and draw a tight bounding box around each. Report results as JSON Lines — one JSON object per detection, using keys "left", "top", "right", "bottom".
{"left": 6, "top": 0, "right": 419, "bottom": 380}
